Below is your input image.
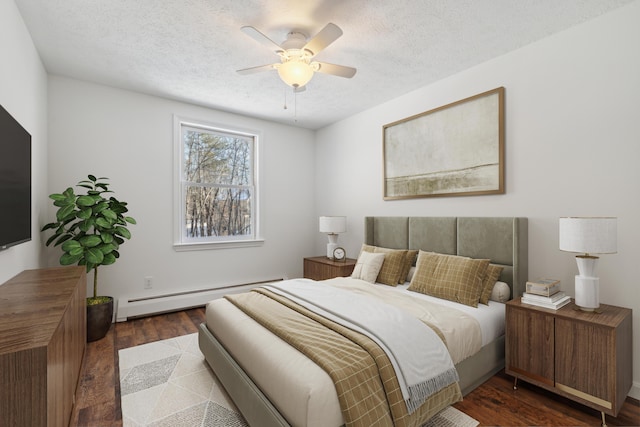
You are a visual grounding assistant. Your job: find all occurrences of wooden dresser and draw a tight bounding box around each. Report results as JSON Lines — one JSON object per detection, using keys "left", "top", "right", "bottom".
{"left": 0, "top": 267, "right": 87, "bottom": 427}
{"left": 506, "top": 298, "right": 632, "bottom": 422}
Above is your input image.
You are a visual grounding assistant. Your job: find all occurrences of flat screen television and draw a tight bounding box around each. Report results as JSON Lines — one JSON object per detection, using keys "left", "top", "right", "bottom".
{"left": 0, "top": 104, "right": 31, "bottom": 250}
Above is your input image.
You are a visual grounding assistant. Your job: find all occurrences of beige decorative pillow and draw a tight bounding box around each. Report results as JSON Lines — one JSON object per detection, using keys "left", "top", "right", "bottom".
{"left": 479, "top": 264, "right": 504, "bottom": 305}
{"left": 351, "top": 251, "right": 386, "bottom": 283}
{"left": 408, "top": 251, "right": 490, "bottom": 307}
{"left": 360, "top": 244, "right": 407, "bottom": 286}
{"left": 490, "top": 281, "right": 511, "bottom": 303}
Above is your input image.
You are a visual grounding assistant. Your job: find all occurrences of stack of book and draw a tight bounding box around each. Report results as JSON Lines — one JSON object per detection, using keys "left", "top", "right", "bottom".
{"left": 522, "top": 278, "right": 571, "bottom": 309}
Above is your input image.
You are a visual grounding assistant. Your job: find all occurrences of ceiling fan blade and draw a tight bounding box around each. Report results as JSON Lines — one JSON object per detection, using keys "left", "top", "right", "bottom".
{"left": 241, "top": 26, "right": 284, "bottom": 54}
{"left": 303, "top": 23, "right": 343, "bottom": 57}
{"left": 236, "top": 64, "right": 277, "bottom": 75}
{"left": 315, "top": 62, "right": 357, "bottom": 78}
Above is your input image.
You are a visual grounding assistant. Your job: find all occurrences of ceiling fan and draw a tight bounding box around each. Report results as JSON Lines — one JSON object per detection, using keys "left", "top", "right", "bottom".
{"left": 237, "top": 23, "right": 357, "bottom": 91}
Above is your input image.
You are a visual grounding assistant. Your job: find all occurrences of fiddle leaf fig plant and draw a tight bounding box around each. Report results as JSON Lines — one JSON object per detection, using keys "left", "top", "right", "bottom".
{"left": 41, "top": 175, "right": 136, "bottom": 304}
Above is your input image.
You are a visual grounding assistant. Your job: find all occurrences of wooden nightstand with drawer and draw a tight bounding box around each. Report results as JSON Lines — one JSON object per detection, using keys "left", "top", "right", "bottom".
{"left": 505, "top": 298, "right": 632, "bottom": 426}
{"left": 303, "top": 256, "right": 356, "bottom": 281}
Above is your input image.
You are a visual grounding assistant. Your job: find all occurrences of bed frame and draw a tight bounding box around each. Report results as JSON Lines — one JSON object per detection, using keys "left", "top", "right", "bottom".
{"left": 199, "top": 216, "right": 528, "bottom": 427}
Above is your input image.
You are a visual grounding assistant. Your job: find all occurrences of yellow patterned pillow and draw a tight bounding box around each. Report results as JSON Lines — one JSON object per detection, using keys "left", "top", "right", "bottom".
{"left": 361, "top": 244, "right": 407, "bottom": 286}
{"left": 408, "top": 251, "right": 489, "bottom": 307}
{"left": 479, "top": 264, "right": 504, "bottom": 305}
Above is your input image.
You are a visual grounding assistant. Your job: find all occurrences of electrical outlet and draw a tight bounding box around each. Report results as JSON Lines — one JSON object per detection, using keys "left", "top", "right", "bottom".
{"left": 144, "top": 276, "right": 153, "bottom": 289}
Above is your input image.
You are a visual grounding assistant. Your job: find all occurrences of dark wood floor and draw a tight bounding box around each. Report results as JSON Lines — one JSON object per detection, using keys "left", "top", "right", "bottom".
{"left": 71, "top": 308, "right": 639, "bottom": 427}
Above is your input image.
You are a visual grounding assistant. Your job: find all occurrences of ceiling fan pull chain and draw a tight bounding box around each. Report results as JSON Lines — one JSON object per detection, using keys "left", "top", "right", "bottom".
{"left": 283, "top": 87, "right": 288, "bottom": 110}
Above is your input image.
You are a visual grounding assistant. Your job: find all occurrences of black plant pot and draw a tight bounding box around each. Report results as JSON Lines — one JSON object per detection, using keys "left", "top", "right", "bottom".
{"left": 87, "top": 297, "right": 114, "bottom": 342}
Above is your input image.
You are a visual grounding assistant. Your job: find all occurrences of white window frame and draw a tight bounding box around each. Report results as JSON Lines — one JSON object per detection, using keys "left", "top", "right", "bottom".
{"left": 173, "top": 115, "right": 263, "bottom": 251}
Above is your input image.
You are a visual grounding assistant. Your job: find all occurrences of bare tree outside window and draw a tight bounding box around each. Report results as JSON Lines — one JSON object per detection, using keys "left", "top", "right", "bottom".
{"left": 179, "top": 123, "right": 256, "bottom": 244}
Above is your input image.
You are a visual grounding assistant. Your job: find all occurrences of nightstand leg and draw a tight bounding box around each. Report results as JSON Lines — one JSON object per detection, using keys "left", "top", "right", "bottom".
{"left": 513, "top": 377, "right": 518, "bottom": 390}
{"left": 601, "top": 412, "right": 607, "bottom": 427}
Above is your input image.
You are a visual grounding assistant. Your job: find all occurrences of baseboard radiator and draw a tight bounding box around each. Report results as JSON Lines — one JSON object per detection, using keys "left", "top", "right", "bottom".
{"left": 116, "top": 276, "right": 286, "bottom": 322}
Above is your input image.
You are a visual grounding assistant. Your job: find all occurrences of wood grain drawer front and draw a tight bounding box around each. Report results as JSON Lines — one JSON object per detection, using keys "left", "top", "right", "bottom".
{"left": 505, "top": 305, "right": 554, "bottom": 386}
{"left": 555, "top": 319, "right": 613, "bottom": 409}
{"left": 555, "top": 308, "right": 632, "bottom": 416}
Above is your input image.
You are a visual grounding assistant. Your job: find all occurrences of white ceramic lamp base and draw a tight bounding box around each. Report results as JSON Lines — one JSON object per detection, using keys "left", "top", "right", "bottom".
{"left": 575, "top": 275, "right": 599, "bottom": 311}
{"left": 326, "top": 234, "right": 338, "bottom": 259}
{"left": 574, "top": 255, "right": 600, "bottom": 311}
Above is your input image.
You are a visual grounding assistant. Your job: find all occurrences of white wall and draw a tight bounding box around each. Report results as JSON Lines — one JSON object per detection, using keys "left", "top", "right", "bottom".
{"left": 0, "top": 0, "right": 48, "bottom": 283}
{"left": 315, "top": 2, "right": 640, "bottom": 398}
{"left": 47, "top": 76, "right": 316, "bottom": 303}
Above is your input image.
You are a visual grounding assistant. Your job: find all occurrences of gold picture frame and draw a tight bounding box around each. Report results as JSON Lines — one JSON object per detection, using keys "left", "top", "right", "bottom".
{"left": 383, "top": 87, "right": 505, "bottom": 200}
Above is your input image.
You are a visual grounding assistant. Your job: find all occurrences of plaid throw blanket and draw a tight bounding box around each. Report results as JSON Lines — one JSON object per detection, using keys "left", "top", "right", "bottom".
{"left": 264, "top": 280, "right": 459, "bottom": 413}
{"left": 226, "top": 285, "right": 462, "bottom": 427}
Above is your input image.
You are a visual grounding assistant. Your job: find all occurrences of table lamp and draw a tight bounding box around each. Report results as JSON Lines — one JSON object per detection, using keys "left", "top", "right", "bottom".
{"left": 319, "top": 216, "right": 346, "bottom": 259}
{"left": 559, "top": 217, "right": 617, "bottom": 311}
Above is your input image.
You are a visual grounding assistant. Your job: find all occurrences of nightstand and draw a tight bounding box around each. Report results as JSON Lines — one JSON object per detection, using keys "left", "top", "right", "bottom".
{"left": 505, "top": 298, "right": 632, "bottom": 426}
{"left": 303, "top": 256, "right": 356, "bottom": 281}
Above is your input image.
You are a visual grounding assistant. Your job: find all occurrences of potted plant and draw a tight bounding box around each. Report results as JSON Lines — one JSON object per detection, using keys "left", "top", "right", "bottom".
{"left": 42, "top": 175, "right": 136, "bottom": 342}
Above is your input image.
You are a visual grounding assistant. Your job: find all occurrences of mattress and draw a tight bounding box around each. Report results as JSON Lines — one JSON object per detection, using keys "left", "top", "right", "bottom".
{"left": 206, "top": 295, "right": 342, "bottom": 427}
{"left": 205, "top": 277, "right": 505, "bottom": 427}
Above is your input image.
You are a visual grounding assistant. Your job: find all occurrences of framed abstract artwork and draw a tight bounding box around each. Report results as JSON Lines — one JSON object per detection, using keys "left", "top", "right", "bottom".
{"left": 383, "top": 87, "right": 504, "bottom": 199}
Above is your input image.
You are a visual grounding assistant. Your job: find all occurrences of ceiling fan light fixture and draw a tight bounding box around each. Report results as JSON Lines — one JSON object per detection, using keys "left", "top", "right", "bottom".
{"left": 238, "top": 23, "right": 356, "bottom": 89}
{"left": 277, "top": 59, "right": 314, "bottom": 88}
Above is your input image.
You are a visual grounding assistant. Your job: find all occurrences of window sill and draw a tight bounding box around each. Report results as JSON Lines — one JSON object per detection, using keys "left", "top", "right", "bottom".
{"left": 173, "top": 238, "right": 265, "bottom": 252}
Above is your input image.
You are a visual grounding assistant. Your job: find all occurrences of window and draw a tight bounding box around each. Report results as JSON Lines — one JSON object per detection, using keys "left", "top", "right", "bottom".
{"left": 174, "top": 116, "right": 261, "bottom": 250}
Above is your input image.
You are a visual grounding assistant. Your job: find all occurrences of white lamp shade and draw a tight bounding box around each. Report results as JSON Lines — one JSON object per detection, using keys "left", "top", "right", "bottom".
{"left": 319, "top": 216, "right": 346, "bottom": 234}
{"left": 559, "top": 217, "right": 617, "bottom": 254}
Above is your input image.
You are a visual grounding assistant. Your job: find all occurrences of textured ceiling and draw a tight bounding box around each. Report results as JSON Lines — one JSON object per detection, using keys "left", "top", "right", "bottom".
{"left": 15, "top": 0, "right": 633, "bottom": 129}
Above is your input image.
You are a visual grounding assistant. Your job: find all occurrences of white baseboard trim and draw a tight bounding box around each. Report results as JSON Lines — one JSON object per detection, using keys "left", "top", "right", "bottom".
{"left": 629, "top": 382, "right": 640, "bottom": 400}
{"left": 116, "top": 276, "right": 286, "bottom": 322}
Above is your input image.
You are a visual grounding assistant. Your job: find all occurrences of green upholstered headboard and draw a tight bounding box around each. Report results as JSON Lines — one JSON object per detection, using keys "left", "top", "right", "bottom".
{"left": 364, "top": 217, "right": 528, "bottom": 299}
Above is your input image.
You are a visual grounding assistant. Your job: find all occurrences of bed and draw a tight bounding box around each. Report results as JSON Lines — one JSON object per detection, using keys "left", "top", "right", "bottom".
{"left": 199, "top": 216, "right": 528, "bottom": 427}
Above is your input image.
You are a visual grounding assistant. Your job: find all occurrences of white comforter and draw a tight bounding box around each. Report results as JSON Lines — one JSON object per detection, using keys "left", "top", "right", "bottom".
{"left": 320, "top": 277, "right": 483, "bottom": 364}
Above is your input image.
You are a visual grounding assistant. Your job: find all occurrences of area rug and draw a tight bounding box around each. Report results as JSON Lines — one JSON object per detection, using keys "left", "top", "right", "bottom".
{"left": 119, "top": 333, "right": 479, "bottom": 427}
{"left": 119, "top": 333, "right": 247, "bottom": 426}
{"left": 423, "top": 406, "right": 479, "bottom": 427}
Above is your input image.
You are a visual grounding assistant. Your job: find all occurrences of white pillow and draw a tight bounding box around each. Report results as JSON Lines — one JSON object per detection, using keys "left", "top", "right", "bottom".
{"left": 351, "top": 251, "right": 385, "bottom": 283}
{"left": 490, "top": 281, "right": 511, "bottom": 303}
{"left": 406, "top": 266, "right": 417, "bottom": 283}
